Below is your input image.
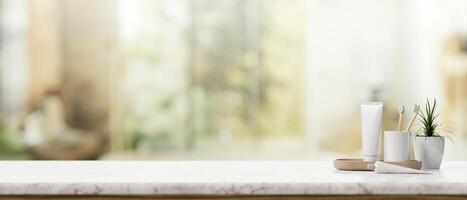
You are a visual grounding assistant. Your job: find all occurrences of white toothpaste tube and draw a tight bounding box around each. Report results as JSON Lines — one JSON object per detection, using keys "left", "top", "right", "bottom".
{"left": 361, "top": 102, "right": 383, "bottom": 162}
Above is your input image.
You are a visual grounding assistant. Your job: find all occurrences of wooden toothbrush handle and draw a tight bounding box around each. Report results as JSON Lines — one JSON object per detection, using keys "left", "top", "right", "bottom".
{"left": 397, "top": 113, "right": 403, "bottom": 132}
{"left": 406, "top": 115, "right": 418, "bottom": 132}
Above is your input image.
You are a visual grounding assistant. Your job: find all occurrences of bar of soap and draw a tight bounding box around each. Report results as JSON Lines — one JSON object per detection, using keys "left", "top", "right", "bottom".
{"left": 372, "top": 161, "right": 430, "bottom": 174}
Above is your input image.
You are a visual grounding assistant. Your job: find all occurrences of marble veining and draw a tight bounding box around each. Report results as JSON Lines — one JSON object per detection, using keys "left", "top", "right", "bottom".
{"left": 0, "top": 161, "right": 465, "bottom": 195}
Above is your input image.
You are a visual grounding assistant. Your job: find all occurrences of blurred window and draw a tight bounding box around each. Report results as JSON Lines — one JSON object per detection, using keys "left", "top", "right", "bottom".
{"left": 118, "top": 0, "right": 306, "bottom": 155}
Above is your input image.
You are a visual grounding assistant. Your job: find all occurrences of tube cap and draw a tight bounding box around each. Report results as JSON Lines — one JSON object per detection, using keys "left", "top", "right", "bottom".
{"left": 363, "top": 155, "right": 377, "bottom": 162}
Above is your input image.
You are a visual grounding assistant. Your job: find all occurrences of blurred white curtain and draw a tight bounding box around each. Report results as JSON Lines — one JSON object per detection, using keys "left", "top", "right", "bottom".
{"left": 0, "top": 0, "right": 29, "bottom": 132}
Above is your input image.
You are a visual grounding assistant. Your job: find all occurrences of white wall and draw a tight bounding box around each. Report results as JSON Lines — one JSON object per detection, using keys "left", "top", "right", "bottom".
{"left": 306, "top": 0, "right": 467, "bottom": 159}
{"left": 306, "top": 0, "right": 404, "bottom": 158}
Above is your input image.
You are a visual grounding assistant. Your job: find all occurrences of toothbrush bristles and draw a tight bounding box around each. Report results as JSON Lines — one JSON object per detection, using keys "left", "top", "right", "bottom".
{"left": 413, "top": 104, "right": 420, "bottom": 113}
{"left": 405, "top": 104, "right": 420, "bottom": 132}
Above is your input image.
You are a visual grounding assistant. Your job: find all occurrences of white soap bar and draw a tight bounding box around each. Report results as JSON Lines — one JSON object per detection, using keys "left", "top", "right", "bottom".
{"left": 370, "top": 161, "right": 431, "bottom": 174}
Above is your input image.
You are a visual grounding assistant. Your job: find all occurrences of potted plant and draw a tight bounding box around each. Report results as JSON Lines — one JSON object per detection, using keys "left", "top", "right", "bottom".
{"left": 414, "top": 98, "right": 451, "bottom": 169}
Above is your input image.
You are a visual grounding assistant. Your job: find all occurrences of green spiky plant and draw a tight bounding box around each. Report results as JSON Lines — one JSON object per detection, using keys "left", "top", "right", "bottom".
{"left": 418, "top": 98, "right": 439, "bottom": 137}
{"left": 417, "top": 98, "right": 454, "bottom": 142}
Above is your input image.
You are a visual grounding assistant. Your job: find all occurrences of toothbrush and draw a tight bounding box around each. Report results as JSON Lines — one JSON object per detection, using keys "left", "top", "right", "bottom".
{"left": 405, "top": 104, "right": 420, "bottom": 132}
{"left": 397, "top": 105, "right": 404, "bottom": 131}
{"left": 406, "top": 104, "right": 420, "bottom": 160}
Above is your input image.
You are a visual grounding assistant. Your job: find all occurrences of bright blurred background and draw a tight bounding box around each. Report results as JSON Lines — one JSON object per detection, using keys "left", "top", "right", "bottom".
{"left": 0, "top": 0, "right": 466, "bottom": 160}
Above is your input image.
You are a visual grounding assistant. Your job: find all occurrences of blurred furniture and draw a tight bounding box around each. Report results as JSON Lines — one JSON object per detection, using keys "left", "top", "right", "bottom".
{"left": 24, "top": 94, "right": 104, "bottom": 160}
{"left": 441, "top": 34, "right": 467, "bottom": 158}
{"left": 25, "top": 0, "right": 116, "bottom": 159}
{"left": 27, "top": 130, "right": 102, "bottom": 160}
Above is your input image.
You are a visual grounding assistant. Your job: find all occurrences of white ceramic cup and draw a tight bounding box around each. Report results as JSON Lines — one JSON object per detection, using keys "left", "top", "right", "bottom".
{"left": 384, "top": 131, "right": 410, "bottom": 162}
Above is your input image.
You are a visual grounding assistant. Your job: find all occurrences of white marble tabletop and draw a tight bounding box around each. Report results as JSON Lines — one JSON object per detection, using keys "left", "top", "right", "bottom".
{"left": 0, "top": 161, "right": 466, "bottom": 196}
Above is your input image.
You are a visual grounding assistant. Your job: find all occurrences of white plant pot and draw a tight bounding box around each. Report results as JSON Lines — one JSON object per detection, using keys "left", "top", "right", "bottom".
{"left": 414, "top": 136, "right": 445, "bottom": 169}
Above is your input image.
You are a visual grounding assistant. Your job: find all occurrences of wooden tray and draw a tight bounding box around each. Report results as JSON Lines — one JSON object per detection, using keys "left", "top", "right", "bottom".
{"left": 334, "top": 159, "right": 422, "bottom": 171}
